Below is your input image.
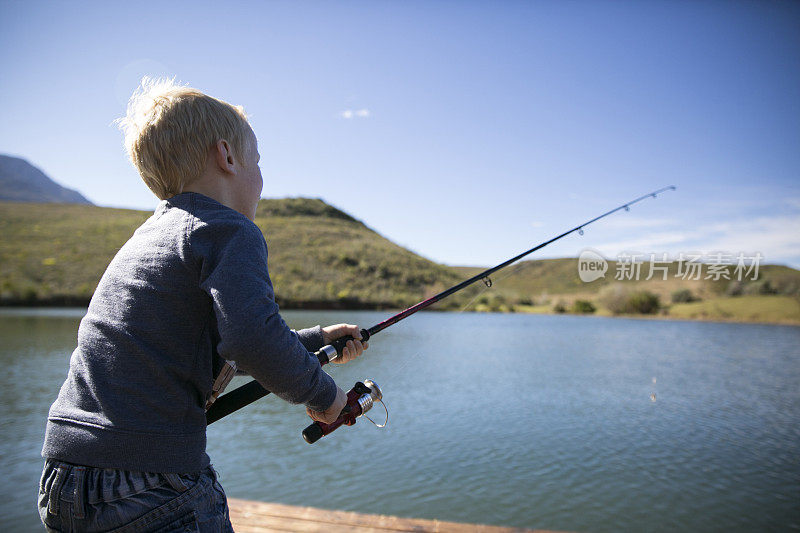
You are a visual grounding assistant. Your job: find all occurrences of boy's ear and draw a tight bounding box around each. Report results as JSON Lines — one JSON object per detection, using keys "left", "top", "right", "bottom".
{"left": 213, "top": 139, "right": 237, "bottom": 174}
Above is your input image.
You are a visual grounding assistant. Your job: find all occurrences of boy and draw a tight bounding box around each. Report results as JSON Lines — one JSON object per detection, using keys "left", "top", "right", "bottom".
{"left": 38, "top": 78, "right": 367, "bottom": 532}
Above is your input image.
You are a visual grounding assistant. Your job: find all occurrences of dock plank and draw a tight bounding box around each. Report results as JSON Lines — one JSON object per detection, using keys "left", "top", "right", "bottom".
{"left": 228, "top": 498, "right": 552, "bottom": 533}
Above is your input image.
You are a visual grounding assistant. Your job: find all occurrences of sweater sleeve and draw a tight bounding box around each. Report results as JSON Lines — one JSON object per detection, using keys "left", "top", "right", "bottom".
{"left": 194, "top": 219, "right": 337, "bottom": 412}
{"left": 294, "top": 326, "right": 326, "bottom": 352}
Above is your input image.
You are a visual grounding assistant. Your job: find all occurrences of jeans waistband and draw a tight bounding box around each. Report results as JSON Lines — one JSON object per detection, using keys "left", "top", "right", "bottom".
{"left": 42, "top": 458, "right": 202, "bottom": 517}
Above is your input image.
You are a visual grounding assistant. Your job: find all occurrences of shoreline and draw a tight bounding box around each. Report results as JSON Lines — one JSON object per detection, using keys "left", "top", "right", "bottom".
{"left": 545, "top": 309, "right": 800, "bottom": 328}
{"left": 2, "top": 301, "right": 798, "bottom": 328}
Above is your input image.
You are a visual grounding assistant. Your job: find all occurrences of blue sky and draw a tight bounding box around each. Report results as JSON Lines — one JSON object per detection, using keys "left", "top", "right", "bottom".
{"left": 1, "top": 1, "right": 798, "bottom": 268}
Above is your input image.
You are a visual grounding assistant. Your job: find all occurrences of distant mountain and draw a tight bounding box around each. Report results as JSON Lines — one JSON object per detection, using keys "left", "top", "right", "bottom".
{"left": 0, "top": 154, "right": 92, "bottom": 204}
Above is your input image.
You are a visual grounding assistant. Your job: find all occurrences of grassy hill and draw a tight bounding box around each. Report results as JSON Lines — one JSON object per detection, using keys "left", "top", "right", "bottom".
{"left": 454, "top": 259, "right": 800, "bottom": 324}
{"left": 0, "top": 199, "right": 463, "bottom": 309}
{"left": 455, "top": 259, "right": 800, "bottom": 303}
{"left": 0, "top": 202, "right": 151, "bottom": 304}
{"left": 1, "top": 199, "right": 798, "bottom": 324}
{"left": 251, "top": 199, "right": 463, "bottom": 308}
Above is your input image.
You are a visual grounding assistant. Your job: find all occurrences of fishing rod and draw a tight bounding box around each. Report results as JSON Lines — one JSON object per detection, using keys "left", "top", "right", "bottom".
{"left": 206, "top": 185, "right": 677, "bottom": 439}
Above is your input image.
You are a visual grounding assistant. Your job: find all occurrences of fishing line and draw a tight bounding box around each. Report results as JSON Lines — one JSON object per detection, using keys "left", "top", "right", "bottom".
{"left": 457, "top": 260, "right": 532, "bottom": 313}
{"left": 206, "top": 186, "right": 677, "bottom": 435}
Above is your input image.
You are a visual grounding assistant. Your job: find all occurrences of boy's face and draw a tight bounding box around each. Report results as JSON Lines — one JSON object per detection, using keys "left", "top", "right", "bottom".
{"left": 236, "top": 128, "right": 263, "bottom": 221}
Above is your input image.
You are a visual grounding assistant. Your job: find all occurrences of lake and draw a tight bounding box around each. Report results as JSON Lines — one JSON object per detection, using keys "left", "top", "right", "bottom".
{"left": 1, "top": 308, "right": 798, "bottom": 532}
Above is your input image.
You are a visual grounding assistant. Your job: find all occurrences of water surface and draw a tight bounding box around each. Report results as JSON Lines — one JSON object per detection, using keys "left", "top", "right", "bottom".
{"left": 1, "top": 308, "right": 798, "bottom": 531}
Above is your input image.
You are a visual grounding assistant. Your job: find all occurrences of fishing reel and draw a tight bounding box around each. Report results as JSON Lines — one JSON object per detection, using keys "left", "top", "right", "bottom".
{"left": 302, "top": 379, "right": 387, "bottom": 444}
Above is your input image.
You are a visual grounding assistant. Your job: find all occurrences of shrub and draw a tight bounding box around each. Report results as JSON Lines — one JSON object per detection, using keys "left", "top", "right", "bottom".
{"left": 739, "top": 280, "right": 778, "bottom": 296}
{"left": 725, "top": 281, "right": 744, "bottom": 296}
{"left": 600, "top": 285, "right": 660, "bottom": 314}
{"left": 671, "top": 288, "right": 698, "bottom": 303}
{"left": 758, "top": 280, "right": 778, "bottom": 295}
{"left": 779, "top": 280, "right": 799, "bottom": 296}
{"left": 337, "top": 254, "right": 359, "bottom": 267}
{"left": 571, "top": 300, "right": 596, "bottom": 313}
{"left": 472, "top": 294, "right": 511, "bottom": 312}
{"left": 553, "top": 301, "right": 567, "bottom": 314}
{"left": 22, "top": 286, "right": 39, "bottom": 302}
{"left": 599, "top": 284, "right": 629, "bottom": 314}
{"left": 624, "top": 291, "right": 661, "bottom": 314}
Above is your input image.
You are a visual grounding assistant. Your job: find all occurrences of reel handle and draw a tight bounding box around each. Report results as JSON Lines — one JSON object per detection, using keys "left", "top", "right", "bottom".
{"left": 303, "top": 385, "right": 363, "bottom": 444}
{"left": 314, "top": 329, "right": 371, "bottom": 365}
{"left": 302, "top": 380, "right": 382, "bottom": 444}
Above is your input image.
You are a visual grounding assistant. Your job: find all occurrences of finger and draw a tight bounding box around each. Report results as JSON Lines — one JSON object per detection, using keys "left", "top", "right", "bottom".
{"left": 310, "top": 410, "right": 336, "bottom": 424}
{"left": 352, "top": 340, "right": 363, "bottom": 357}
{"left": 339, "top": 340, "right": 351, "bottom": 362}
{"left": 350, "top": 325, "right": 363, "bottom": 340}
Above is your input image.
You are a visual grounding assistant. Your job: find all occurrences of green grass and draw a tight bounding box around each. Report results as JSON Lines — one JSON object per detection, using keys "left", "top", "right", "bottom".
{"left": 667, "top": 295, "right": 800, "bottom": 324}
{"left": 0, "top": 202, "right": 151, "bottom": 303}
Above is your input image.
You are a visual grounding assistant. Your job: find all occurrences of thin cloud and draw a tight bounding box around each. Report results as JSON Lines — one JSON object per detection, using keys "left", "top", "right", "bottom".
{"left": 592, "top": 231, "right": 695, "bottom": 252}
{"left": 600, "top": 216, "right": 679, "bottom": 230}
{"left": 340, "top": 108, "right": 371, "bottom": 119}
{"left": 590, "top": 214, "right": 800, "bottom": 265}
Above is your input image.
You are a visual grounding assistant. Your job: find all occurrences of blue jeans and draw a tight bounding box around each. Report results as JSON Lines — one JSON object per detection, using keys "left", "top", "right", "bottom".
{"left": 38, "top": 459, "right": 234, "bottom": 532}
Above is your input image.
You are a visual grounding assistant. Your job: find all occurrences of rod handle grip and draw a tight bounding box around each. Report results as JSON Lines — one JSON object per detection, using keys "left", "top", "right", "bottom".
{"left": 314, "top": 329, "right": 371, "bottom": 365}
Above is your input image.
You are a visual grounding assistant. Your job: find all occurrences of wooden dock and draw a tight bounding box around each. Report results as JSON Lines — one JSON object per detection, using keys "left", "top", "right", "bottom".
{"left": 228, "top": 498, "right": 553, "bottom": 532}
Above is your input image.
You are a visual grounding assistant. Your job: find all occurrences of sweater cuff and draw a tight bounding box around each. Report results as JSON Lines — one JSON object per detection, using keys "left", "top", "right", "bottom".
{"left": 294, "top": 325, "right": 325, "bottom": 353}
{"left": 306, "top": 372, "right": 338, "bottom": 412}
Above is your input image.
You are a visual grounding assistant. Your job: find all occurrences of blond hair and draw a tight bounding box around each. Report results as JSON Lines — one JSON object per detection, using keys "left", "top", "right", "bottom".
{"left": 116, "top": 77, "right": 251, "bottom": 200}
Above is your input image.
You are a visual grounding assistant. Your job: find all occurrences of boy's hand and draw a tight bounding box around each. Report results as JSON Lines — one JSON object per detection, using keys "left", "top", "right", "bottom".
{"left": 306, "top": 385, "right": 348, "bottom": 425}
{"left": 321, "top": 323, "right": 369, "bottom": 364}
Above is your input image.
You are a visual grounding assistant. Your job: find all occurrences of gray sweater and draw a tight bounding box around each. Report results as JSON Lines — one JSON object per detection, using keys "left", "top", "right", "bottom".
{"left": 42, "top": 192, "right": 337, "bottom": 473}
